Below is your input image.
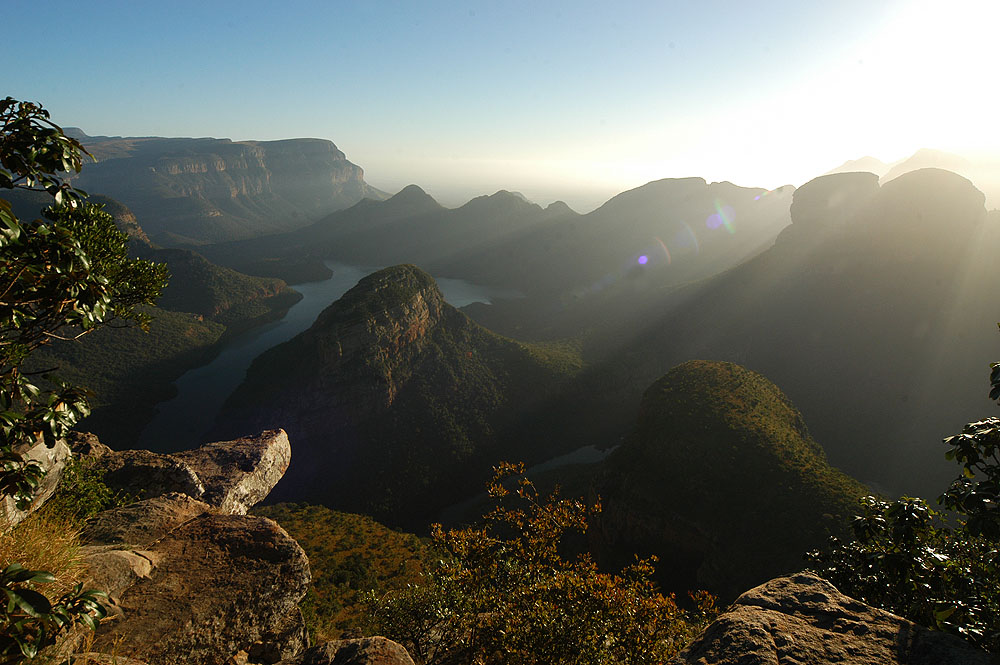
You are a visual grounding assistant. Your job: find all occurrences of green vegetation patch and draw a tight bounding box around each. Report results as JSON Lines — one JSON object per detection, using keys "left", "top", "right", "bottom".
{"left": 600, "top": 360, "right": 868, "bottom": 597}
{"left": 254, "top": 503, "right": 429, "bottom": 642}
{"left": 28, "top": 307, "right": 225, "bottom": 447}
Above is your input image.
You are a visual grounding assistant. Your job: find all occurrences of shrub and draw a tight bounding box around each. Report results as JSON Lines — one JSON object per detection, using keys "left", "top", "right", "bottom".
{"left": 809, "top": 364, "right": 1000, "bottom": 652}
{"left": 365, "top": 462, "right": 716, "bottom": 665}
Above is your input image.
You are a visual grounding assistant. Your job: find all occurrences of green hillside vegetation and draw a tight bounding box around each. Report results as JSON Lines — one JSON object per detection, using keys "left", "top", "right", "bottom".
{"left": 144, "top": 247, "right": 302, "bottom": 331}
{"left": 254, "top": 503, "right": 429, "bottom": 642}
{"left": 27, "top": 307, "right": 225, "bottom": 448}
{"left": 216, "top": 265, "right": 584, "bottom": 526}
{"left": 253, "top": 503, "right": 429, "bottom": 644}
{"left": 10, "top": 191, "right": 303, "bottom": 447}
{"left": 596, "top": 360, "right": 867, "bottom": 599}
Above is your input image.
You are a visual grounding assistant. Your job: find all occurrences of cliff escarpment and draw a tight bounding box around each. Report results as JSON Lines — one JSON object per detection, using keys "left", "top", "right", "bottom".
{"left": 213, "top": 265, "right": 581, "bottom": 525}
{"left": 68, "top": 132, "right": 386, "bottom": 245}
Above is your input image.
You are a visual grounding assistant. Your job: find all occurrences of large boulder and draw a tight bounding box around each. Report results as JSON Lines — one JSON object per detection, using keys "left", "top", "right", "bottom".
{"left": 277, "top": 638, "right": 415, "bottom": 665}
{"left": 672, "top": 572, "right": 992, "bottom": 665}
{"left": 90, "top": 513, "right": 311, "bottom": 665}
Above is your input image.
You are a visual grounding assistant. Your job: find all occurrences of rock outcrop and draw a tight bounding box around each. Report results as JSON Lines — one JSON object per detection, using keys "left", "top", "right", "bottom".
{"left": 78, "top": 429, "right": 291, "bottom": 514}
{"left": 672, "top": 572, "right": 992, "bottom": 665}
{"left": 89, "top": 513, "right": 310, "bottom": 665}
{"left": 55, "top": 429, "right": 312, "bottom": 665}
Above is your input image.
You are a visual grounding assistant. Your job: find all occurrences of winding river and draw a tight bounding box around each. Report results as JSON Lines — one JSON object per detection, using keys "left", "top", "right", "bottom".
{"left": 138, "top": 262, "right": 516, "bottom": 452}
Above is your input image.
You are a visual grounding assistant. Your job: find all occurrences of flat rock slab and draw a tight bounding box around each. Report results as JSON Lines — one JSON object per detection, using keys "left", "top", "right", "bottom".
{"left": 278, "top": 638, "right": 415, "bottom": 665}
{"left": 91, "top": 513, "right": 310, "bottom": 665}
{"left": 81, "top": 492, "right": 211, "bottom": 546}
{"left": 672, "top": 571, "right": 993, "bottom": 665}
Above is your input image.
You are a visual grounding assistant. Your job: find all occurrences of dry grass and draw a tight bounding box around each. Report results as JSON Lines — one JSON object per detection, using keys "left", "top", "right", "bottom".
{"left": 0, "top": 511, "right": 87, "bottom": 597}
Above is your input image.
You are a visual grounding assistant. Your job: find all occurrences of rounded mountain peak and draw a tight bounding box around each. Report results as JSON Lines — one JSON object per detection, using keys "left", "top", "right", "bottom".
{"left": 387, "top": 184, "right": 439, "bottom": 208}
{"left": 599, "top": 360, "right": 866, "bottom": 597}
{"left": 328, "top": 264, "right": 443, "bottom": 318}
{"left": 790, "top": 172, "right": 880, "bottom": 228}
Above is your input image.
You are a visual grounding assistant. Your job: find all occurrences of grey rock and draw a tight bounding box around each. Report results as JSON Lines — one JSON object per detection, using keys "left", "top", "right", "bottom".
{"left": 94, "top": 448, "right": 206, "bottom": 503}
{"left": 0, "top": 438, "right": 72, "bottom": 527}
{"left": 248, "top": 608, "right": 310, "bottom": 664}
{"left": 278, "top": 638, "right": 415, "bottom": 665}
{"left": 83, "top": 429, "right": 290, "bottom": 514}
{"left": 173, "top": 430, "right": 291, "bottom": 515}
{"left": 81, "top": 492, "right": 211, "bottom": 546}
{"left": 82, "top": 546, "right": 158, "bottom": 597}
{"left": 672, "top": 571, "right": 992, "bottom": 665}
{"left": 91, "top": 513, "right": 311, "bottom": 665}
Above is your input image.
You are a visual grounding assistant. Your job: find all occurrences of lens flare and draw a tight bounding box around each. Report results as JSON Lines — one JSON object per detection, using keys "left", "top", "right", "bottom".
{"left": 654, "top": 236, "right": 672, "bottom": 265}
{"left": 638, "top": 255, "right": 648, "bottom": 265}
{"left": 679, "top": 221, "right": 700, "bottom": 254}
{"left": 706, "top": 199, "right": 735, "bottom": 234}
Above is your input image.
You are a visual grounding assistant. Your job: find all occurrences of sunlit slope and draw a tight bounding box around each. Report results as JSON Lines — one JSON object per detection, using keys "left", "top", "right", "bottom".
{"left": 594, "top": 360, "right": 866, "bottom": 599}
{"left": 595, "top": 168, "right": 997, "bottom": 497}
{"left": 214, "top": 265, "right": 582, "bottom": 525}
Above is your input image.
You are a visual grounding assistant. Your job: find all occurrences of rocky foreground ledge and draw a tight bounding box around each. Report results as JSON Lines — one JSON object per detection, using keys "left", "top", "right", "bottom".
{"left": 16, "top": 431, "right": 993, "bottom": 665}
{"left": 672, "top": 572, "right": 992, "bottom": 665}
{"left": 22, "top": 430, "right": 413, "bottom": 665}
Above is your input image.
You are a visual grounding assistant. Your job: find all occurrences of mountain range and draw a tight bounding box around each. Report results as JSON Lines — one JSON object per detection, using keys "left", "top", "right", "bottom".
{"left": 19, "top": 129, "right": 1000, "bottom": 602}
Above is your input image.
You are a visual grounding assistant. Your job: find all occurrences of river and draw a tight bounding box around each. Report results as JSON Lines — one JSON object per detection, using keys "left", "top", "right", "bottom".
{"left": 137, "top": 262, "right": 517, "bottom": 452}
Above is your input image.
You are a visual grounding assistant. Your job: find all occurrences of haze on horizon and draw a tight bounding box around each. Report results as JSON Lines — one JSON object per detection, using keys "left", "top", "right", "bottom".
{"left": 6, "top": 0, "right": 999, "bottom": 210}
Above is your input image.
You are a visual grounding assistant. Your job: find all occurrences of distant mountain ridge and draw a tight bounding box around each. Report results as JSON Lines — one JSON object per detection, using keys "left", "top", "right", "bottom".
{"left": 578, "top": 168, "right": 997, "bottom": 498}
{"left": 826, "top": 148, "right": 1000, "bottom": 207}
{"left": 65, "top": 129, "right": 387, "bottom": 245}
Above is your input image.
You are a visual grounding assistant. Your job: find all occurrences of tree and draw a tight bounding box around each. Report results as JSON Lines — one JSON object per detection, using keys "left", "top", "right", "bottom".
{"left": 0, "top": 96, "right": 167, "bottom": 508}
{"left": 365, "top": 463, "right": 716, "bottom": 665}
{"left": 808, "top": 363, "right": 1000, "bottom": 652}
{"left": 0, "top": 97, "right": 168, "bottom": 659}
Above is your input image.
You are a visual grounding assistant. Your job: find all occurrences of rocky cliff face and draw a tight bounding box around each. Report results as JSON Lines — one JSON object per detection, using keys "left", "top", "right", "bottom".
{"left": 214, "top": 265, "right": 579, "bottom": 525}
{"left": 70, "top": 133, "right": 386, "bottom": 245}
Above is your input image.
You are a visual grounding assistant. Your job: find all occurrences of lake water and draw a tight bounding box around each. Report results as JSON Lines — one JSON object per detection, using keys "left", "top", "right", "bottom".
{"left": 137, "top": 262, "right": 515, "bottom": 452}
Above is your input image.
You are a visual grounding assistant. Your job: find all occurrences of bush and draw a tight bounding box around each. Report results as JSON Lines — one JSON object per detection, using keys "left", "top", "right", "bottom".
{"left": 37, "top": 457, "right": 133, "bottom": 524}
{"left": 809, "top": 366, "right": 1000, "bottom": 652}
{"left": 0, "top": 563, "right": 107, "bottom": 662}
{"left": 365, "top": 463, "right": 716, "bottom": 665}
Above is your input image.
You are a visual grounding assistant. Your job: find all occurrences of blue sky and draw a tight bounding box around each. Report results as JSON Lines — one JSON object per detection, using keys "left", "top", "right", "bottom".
{"left": 7, "top": 0, "right": 996, "bottom": 208}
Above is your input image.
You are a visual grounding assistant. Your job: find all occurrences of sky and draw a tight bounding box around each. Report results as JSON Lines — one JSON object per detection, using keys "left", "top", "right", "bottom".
{"left": 6, "top": 0, "right": 999, "bottom": 210}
